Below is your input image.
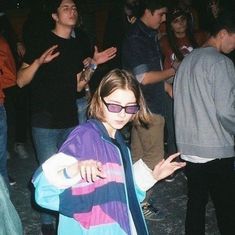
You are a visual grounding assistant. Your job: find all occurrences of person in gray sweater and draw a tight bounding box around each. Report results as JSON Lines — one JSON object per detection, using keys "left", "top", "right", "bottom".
{"left": 174, "top": 10, "right": 235, "bottom": 235}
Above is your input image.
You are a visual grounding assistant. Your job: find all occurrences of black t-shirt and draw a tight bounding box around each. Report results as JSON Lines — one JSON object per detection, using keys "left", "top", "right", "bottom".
{"left": 24, "top": 31, "right": 85, "bottom": 128}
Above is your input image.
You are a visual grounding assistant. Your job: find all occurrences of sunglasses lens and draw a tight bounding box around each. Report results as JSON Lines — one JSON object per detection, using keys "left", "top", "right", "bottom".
{"left": 107, "top": 104, "right": 122, "bottom": 113}
{"left": 125, "top": 105, "right": 140, "bottom": 114}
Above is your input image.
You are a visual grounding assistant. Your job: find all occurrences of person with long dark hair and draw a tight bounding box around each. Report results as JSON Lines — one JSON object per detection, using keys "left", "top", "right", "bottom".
{"left": 160, "top": 8, "right": 208, "bottom": 160}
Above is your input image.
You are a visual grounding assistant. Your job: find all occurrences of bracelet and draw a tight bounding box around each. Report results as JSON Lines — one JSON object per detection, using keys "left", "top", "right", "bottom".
{"left": 63, "top": 168, "right": 71, "bottom": 179}
{"left": 88, "top": 63, "right": 97, "bottom": 71}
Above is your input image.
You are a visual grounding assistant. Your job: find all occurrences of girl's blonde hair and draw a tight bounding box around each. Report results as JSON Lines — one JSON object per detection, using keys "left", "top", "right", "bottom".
{"left": 88, "top": 69, "right": 151, "bottom": 125}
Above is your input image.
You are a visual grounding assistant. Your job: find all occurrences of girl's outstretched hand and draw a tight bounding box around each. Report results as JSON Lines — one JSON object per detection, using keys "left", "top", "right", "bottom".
{"left": 77, "top": 160, "right": 106, "bottom": 183}
{"left": 152, "top": 153, "right": 186, "bottom": 181}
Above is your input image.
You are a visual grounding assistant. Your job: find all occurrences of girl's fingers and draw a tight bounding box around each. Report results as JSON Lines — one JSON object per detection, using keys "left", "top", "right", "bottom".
{"left": 166, "top": 152, "right": 181, "bottom": 163}
{"left": 78, "top": 160, "right": 105, "bottom": 182}
{"left": 80, "top": 165, "right": 86, "bottom": 180}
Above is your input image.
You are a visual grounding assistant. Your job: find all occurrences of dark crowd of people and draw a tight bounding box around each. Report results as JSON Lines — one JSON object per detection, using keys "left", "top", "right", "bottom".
{"left": 0, "top": 0, "right": 235, "bottom": 235}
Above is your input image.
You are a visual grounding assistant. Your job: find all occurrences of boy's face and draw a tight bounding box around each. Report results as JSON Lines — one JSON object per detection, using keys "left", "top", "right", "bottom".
{"left": 52, "top": 0, "right": 78, "bottom": 28}
{"left": 145, "top": 7, "right": 167, "bottom": 30}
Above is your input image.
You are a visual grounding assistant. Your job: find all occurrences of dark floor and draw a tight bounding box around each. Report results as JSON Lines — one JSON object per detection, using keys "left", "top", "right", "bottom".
{"left": 8, "top": 140, "right": 219, "bottom": 235}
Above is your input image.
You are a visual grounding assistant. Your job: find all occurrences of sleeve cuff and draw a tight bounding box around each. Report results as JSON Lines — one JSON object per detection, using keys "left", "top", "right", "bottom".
{"left": 42, "top": 153, "right": 82, "bottom": 189}
{"left": 133, "top": 159, "right": 157, "bottom": 191}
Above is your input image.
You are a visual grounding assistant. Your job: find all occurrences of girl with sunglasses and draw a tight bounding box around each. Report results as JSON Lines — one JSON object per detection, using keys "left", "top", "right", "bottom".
{"left": 32, "top": 69, "right": 185, "bottom": 235}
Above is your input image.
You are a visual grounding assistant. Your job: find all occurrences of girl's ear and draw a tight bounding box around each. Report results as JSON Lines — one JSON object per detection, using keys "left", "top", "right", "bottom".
{"left": 52, "top": 13, "right": 58, "bottom": 22}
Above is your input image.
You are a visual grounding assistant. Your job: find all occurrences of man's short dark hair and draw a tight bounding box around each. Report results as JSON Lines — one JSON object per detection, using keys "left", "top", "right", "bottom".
{"left": 210, "top": 10, "right": 235, "bottom": 36}
{"left": 48, "top": 0, "right": 79, "bottom": 14}
{"left": 138, "top": 0, "right": 168, "bottom": 17}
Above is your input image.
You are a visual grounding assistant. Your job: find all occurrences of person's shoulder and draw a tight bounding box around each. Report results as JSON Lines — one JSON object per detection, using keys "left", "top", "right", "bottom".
{"left": 70, "top": 121, "right": 100, "bottom": 138}
{"left": 0, "top": 36, "right": 8, "bottom": 48}
{"left": 125, "top": 20, "right": 141, "bottom": 37}
{"left": 0, "top": 36, "right": 12, "bottom": 55}
{"left": 193, "top": 47, "right": 231, "bottom": 65}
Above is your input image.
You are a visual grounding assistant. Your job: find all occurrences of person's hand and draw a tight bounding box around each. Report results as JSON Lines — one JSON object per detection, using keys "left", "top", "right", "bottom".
{"left": 77, "top": 160, "right": 106, "bottom": 182}
{"left": 93, "top": 46, "right": 117, "bottom": 65}
{"left": 152, "top": 153, "right": 186, "bottom": 181}
{"left": 82, "top": 57, "right": 93, "bottom": 67}
{"left": 16, "top": 42, "right": 25, "bottom": 58}
{"left": 36, "top": 45, "right": 60, "bottom": 66}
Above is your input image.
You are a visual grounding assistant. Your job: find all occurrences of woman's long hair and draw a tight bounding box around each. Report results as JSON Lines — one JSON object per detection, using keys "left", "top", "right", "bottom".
{"left": 166, "top": 8, "right": 199, "bottom": 61}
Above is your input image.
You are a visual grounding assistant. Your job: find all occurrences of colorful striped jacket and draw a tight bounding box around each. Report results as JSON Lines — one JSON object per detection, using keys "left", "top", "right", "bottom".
{"left": 33, "top": 119, "right": 156, "bottom": 235}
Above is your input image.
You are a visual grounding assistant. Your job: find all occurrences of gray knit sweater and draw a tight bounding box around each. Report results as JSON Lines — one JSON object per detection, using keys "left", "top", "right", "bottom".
{"left": 174, "top": 47, "right": 235, "bottom": 158}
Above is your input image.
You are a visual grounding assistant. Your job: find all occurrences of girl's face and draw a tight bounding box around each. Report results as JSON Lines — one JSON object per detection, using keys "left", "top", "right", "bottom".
{"left": 102, "top": 88, "right": 138, "bottom": 138}
{"left": 171, "top": 15, "right": 187, "bottom": 35}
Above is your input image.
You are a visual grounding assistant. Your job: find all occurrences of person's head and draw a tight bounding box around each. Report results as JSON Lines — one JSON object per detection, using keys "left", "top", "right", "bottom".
{"left": 89, "top": 69, "right": 150, "bottom": 136}
{"left": 167, "top": 8, "right": 188, "bottom": 36}
{"left": 166, "top": 7, "right": 198, "bottom": 61}
{"left": 124, "top": 0, "right": 140, "bottom": 17}
{"left": 208, "top": 0, "right": 220, "bottom": 18}
{"left": 139, "top": 0, "right": 168, "bottom": 29}
{"left": 210, "top": 10, "right": 235, "bottom": 53}
{"left": 49, "top": 0, "right": 78, "bottom": 28}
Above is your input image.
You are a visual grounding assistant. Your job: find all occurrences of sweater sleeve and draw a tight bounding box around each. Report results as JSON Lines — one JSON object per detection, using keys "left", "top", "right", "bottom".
{"left": 41, "top": 153, "right": 82, "bottom": 189}
{"left": 213, "top": 58, "right": 235, "bottom": 135}
{"left": 133, "top": 159, "right": 157, "bottom": 192}
{"left": 32, "top": 153, "right": 82, "bottom": 212}
{"left": 0, "top": 37, "right": 17, "bottom": 89}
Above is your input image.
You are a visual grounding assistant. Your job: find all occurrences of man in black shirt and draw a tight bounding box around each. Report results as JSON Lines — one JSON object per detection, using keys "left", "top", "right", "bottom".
{"left": 17, "top": 0, "right": 116, "bottom": 234}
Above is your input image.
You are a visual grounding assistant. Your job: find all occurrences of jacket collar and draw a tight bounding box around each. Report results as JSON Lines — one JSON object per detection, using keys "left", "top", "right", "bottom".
{"left": 88, "top": 119, "right": 125, "bottom": 145}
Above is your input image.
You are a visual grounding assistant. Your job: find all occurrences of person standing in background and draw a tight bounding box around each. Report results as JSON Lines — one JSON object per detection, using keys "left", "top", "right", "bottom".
{"left": 17, "top": 0, "right": 116, "bottom": 234}
{"left": 174, "top": 10, "right": 235, "bottom": 235}
{"left": 122, "top": 0, "right": 176, "bottom": 221}
{"left": 0, "top": 34, "right": 18, "bottom": 186}
{"left": 0, "top": 9, "right": 29, "bottom": 162}
{"left": 160, "top": 7, "right": 208, "bottom": 156}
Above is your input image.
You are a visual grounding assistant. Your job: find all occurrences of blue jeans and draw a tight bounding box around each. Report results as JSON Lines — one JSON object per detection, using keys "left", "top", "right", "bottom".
{"left": 0, "top": 175, "right": 23, "bottom": 235}
{"left": 76, "top": 97, "right": 88, "bottom": 124}
{"left": 0, "top": 105, "right": 8, "bottom": 185}
{"left": 32, "top": 127, "right": 74, "bottom": 224}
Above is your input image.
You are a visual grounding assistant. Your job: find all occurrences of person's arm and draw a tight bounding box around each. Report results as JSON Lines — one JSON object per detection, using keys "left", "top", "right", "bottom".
{"left": 83, "top": 46, "right": 117, "bottom": 66}
{"left": 76, "top": 46, "right": 117, "bottom": 92}
{"left": 141, "top": 68, "right": 175, "bottom": 85}
{"left": 17, "top": 45, "right": 59, "bottom": 88}
{"left": 213, "top": 59, "right": 235, "bottom": 134}
{"left": 41, "top": 152, "right": 106, "bottom": 189}
{"left": 76, "top": 64, "right": 97, "bottom": 92}
{"left": 133, "top": 153, "right": 186, "bottom": 192}
{"left": 0, "top": 38, "right": 17, "bottom": 89}
{"left": 123, "top": 35, "right": 175, "bottom": 85}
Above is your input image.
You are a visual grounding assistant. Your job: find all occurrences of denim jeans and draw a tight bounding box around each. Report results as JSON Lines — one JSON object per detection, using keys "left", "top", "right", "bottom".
{"left": 76, "top": 97, "right": 88, "bottom": 125}
{"left": 0, "top": 175, "right": 23, "bottom": 235}
{"left": 0, "top": 105, "right": 8, "bottom": 184}
{"left": 32, "top": 127, "right": 74, "bottom": 224}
